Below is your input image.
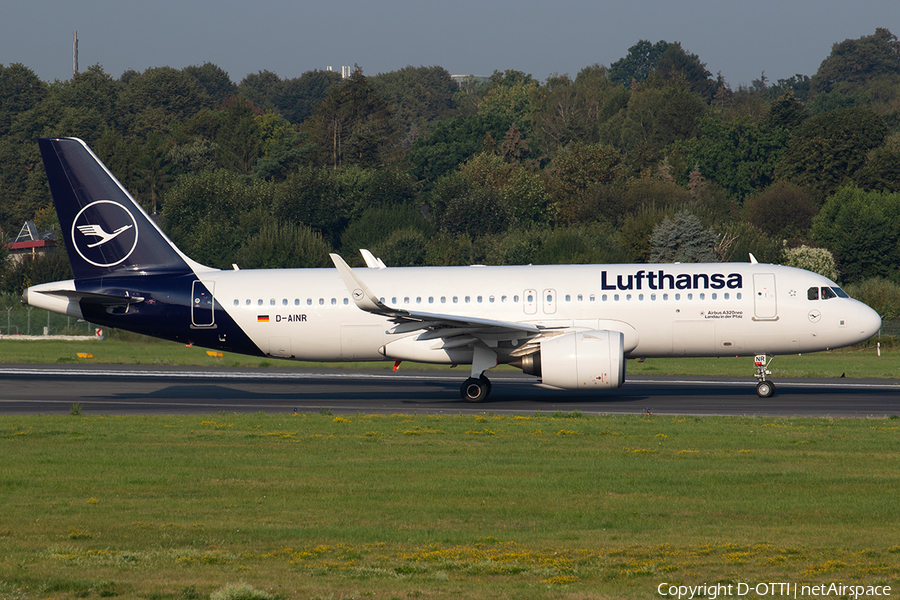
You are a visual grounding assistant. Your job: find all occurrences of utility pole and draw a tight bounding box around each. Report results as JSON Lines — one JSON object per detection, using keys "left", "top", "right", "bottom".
{"left": 73, "top": 31, "right": 78, "bottom": 76}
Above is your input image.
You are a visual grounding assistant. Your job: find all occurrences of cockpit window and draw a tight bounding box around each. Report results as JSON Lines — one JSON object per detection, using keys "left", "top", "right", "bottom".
{"left": 833, "top": 287, "right": 849, "bottom": 298}
{"left": 808, "top": 287, "right": 818, "bottom": 300}
{"left": 821, "top": 287, "right": 837, "bottom": 300}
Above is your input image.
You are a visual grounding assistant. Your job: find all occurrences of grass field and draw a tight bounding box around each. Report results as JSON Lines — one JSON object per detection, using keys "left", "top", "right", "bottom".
{"left": 0, "top": 337, "right": 897, "bottom": 381}
{"left": 1, "top": 412, "right": 899, "bottom": 599}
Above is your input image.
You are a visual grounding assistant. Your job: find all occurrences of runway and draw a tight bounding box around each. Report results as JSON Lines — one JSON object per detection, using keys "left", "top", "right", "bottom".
{"left": 0, "top": 364, "right": 898, "bottom": 417}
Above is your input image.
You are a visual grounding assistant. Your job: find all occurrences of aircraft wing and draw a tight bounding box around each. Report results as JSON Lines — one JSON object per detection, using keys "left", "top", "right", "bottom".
{"left": 330, "top": 253, "right": 545, "bottom": 352}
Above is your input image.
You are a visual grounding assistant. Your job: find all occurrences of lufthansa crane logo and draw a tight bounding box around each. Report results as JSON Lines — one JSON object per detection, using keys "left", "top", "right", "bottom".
{"left": 71, "top": 200, "right": 139, "bottom": 268}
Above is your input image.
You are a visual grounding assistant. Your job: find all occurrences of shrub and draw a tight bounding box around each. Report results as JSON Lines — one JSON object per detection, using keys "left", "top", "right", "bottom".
{"left": 782, "top": 245, "right": 838, "bottom": 281}
{"left": 209, "top": 583, "right": 275, "bottom": 600}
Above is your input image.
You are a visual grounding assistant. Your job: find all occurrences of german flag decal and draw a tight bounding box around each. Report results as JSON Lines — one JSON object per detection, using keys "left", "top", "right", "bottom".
{"left": 257, "top": 315, "right": 270, "bottom": 323}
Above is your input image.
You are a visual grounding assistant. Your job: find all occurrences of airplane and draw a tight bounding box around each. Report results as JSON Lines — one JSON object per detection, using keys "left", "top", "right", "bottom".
{"left": 24, "top": 137, "right": 882, "bottom": 401}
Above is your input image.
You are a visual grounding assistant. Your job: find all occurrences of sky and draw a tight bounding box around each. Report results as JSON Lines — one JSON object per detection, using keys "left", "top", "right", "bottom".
{"left": 2, "top": 0, "right": 898, "bottom": 89}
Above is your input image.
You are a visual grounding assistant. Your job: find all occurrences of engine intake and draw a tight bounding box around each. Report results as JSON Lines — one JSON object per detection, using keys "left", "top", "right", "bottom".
{"left": 511, "top": 330, "right": 625, "bottom": 390}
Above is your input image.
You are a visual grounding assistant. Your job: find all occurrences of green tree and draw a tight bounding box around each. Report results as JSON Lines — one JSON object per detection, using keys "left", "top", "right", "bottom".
{"left": 549, "top": 142, "right": 624, "bottom": 223}
{"left": 600, "top": 83, "right": 706, "bottom": 173}
{"left": 854, "top": 132, "right": 900, "bottom": 193}
{"left": 340, "top": 204, "right": 431, "bottom": 263}
{"left": 743, "top": 182, "right": 817, "bottom": 239}
{"left": 161, "top": 169, "right": 275, "bottom": 268}
{"left": 238, "top": 70, "right": 282, "bottom": 112}
{"left": 117, "top": 66, "right": 212, "bottom": 138}
{"left": 775, "top": 107, "right": 888, "bottom": 201}
{"left": 531, "top": 67, "right": 627, "bottom": 154}
{"left": 273, "top": 166, "right": 345, "bottom": 246}
{"left": 0, "top": 63, "right": 48, "bottom": 136}
{"left": 237, "top": 220, "right": 332, "bottom": 269}
{"left": 676, "top": 114, "right": 790, "bottom": 198}
{"left": 608, "top": 40, "right": 669, "bottom": 87}
{"left": 650, "top": 210, "right": 719, "bottom": 263}
{"left": 303, "top": 68, "right": 399, "bottom": 168}
{"left": 651, "top": 42, "right": 717, "bottom": 102}
{"left": 810, "top": 28, "right": 900, "bottom": 96}
{"left": 811, "top": 185, "right": 900, "bottom": 282}
{"left": 765, "top": 91, "right": 808, "bottom": 131}
{"left": 370, "top": 65, "right": 458, "bottom": 132}
{"left": 407, "top": 112, "right": 515, "bottom": 185}
{"left": 183, "top": 62, "right": 237, "bottom": 105}
{"left": 276, "top": 69, "right": 342, "bottom": 124}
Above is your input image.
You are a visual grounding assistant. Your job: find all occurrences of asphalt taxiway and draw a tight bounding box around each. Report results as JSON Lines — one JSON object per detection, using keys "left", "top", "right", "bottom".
{"left": 0, "top": 364, "right": 897, "bottom": 417}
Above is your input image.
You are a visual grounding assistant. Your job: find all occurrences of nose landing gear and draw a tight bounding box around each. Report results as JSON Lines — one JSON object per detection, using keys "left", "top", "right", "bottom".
{"left": 754, "top": 354, "right": 776, "bottom": 398}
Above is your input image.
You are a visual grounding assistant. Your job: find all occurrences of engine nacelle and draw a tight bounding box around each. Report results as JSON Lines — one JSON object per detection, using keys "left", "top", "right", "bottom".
{"left": 514, "top": 330, "right": 625, "bottom": 391}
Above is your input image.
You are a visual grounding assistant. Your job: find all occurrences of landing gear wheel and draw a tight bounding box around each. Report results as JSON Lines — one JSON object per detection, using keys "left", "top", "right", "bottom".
{"left": 479, "top": 374, "right": 492, "bottom": 396}
{"left": 461, "top": 377, "right": 490, "bottom": 402}
{"left": 756, "top": 381, "right": 776, "bottom": 398}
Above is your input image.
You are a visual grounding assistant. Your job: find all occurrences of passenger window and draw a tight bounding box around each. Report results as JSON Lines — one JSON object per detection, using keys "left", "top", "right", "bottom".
{"left": 319, "top": 298, "right": 324, "bottom": 305}
{"left": 245, "top": 299, "right": 251, "bottom": 306}
{"left": 282, "top": 299, "right": 288, "bottom": 306}
{"left": 233, "top": 299, "right": 239, "bottom": 306}
{"left": 331, "top": 298, "right": 336, "bottom": 305}
{"left": 591, "top": 294, "right": 597, "bottom": 302}
{"left": 513, "top": 295, "right": 519, "bottom": 302}
{"left": 712, "top": 293, "right": 717, "bottom": 300}
{"left": 724, "top": 293, "right": 729, "bottom": 300}
{"left": 453, "top": 296, "right": 458, "bottom": 303}
{"left": 821, "top": 287, "right": 837, "bottom": 300}
{"left": 343, "top": 298, "right": 349, "bottom": 305}
{"left": 441, "top": 296, "right": 446, "bottom": 303}
{"left": 614, "top": 294, "right": 619, "bottom": 301}
{"left": 674, "top": 293, "right": 680, "bottom": 301}
{"left": 294, "top": 299, "right": 300, "bottom": 306}
{"left": 808, "top": 287, "right": 819, "bottom": 300}
{"left": 465, "top": 296, "right": 471, "bottom": 303}
{"left": 258, "top": 299, "right": 263, "bottom": 306}
{"left": 565, "top": 295, "right": 571, "bottom": 302}
{"left": 501, "top": 295, "right": 507, "bottom": 302}
{"left": 307, "top": 298, "right": 312, "bottom": 306}
{"left": 477, "top": 296, "right": 482, "bottom": 303}
{"left": 404, "top": 297, "right": 410, "bottom": 304}
{"left": 489, "top": 296, "right": 495, "bottom": 303}
{"left": 428, "top": 297, "right": 434, "bottom": 304}
{"left": 601, "top": 294, "right": 606, "bottom": 302}
{"left": 270, "top": 298, "right": 276, "bottom": 306}
{"left": 737, "top": 293, "right": 742, "bottom": 300}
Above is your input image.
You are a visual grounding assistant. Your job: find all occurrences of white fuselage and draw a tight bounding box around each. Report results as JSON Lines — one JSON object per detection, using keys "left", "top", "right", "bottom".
{"left": 182, "top": 262, "right": 879, "bottom": 363}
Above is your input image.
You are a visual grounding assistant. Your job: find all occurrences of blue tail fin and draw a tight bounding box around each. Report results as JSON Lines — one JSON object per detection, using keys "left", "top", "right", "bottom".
{"left": 38, "top": 137, "right": 209, "bottom": 280}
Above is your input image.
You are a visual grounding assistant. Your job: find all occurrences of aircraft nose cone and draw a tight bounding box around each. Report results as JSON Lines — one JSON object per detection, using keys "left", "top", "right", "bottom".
{"left": 859, "top": 304, "right": 882, "bottom": 338}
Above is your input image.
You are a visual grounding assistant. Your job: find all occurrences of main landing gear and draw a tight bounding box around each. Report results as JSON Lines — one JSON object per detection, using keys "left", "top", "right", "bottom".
{"left": 461, "top": 374, "right": 492, "bottom": 402}
{"left": 754, "top": 354, "right": 776, "bottom": 398}
{"left": 460, "top": 346, "right": 496, "bottom": 402}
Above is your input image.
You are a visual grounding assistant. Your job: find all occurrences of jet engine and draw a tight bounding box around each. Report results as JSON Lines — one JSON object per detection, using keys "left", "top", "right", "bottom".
{"left": 512, "top": 330, "right": 625, "bottom": 390}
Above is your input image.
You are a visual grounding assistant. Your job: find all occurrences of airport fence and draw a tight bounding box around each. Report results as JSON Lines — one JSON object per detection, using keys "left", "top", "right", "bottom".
{"left": 0, "top": 302, "right": 100, "bottom": 337}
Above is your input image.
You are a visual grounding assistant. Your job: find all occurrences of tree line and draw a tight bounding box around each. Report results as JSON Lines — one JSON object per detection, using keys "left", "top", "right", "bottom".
{"left": 1, "top": 28, "right": 899, "bottom": 315}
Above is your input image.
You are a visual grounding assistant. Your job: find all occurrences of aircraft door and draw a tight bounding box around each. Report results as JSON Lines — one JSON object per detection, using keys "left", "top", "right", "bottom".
{"left": 523, "top": 289, "right": 537, "bottom": 315}
{"left": 753, "top": 273, "right": 777, "bottom": 320}
{"left": 191, "top": 280, "right": 215, "bottom": 327}
{"left": 542, "top": 289, "right": 557, "bottom": 314}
